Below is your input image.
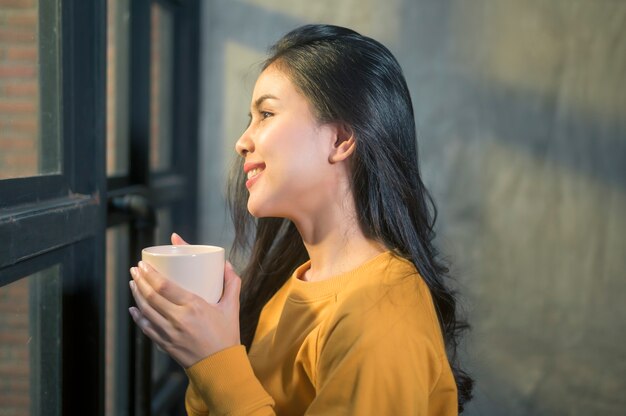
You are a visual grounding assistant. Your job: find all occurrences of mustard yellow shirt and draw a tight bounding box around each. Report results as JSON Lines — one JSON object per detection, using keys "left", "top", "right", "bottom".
{"left": 185, "top": 252, "right": 458, "bottom": 415}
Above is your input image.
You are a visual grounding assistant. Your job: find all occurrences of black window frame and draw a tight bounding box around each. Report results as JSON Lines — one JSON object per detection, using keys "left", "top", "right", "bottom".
{"left": 106, "top": 0, "right": 201, "bottom": 414}
{"left": 0, "top": 0, "right": 107, "bottom": 414}
{"left": 0, "top": 0, "right": 201, "bottom": 414}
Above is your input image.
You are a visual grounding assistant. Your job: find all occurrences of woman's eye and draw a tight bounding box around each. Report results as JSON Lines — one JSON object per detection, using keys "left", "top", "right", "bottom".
{"left": 261, "top": 111, "right": 273, "bottom": 119}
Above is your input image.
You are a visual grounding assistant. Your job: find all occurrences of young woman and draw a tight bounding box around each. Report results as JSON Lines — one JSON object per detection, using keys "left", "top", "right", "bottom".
{"left": 129, "top": 24, "right": 473, "bottom": 415}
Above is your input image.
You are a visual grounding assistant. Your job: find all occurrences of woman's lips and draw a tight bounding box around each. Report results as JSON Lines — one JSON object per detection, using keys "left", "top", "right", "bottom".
{"left": 246, "top": 169, "right": 263, "bottom": 189}
{"left": 244, "top": 162, "right": 265, "bottom": 189}
{"left": 246, "top": 167, "right": 263, "bottom": 180}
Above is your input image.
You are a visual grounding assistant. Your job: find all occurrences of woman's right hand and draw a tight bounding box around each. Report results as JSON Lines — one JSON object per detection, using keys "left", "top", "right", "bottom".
{"left": 129, "top": 231, "right": 242, "bottom": 368}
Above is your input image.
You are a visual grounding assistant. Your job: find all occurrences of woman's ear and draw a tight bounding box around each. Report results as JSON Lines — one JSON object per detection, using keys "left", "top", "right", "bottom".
{"left": 328, "top": 123, "right": 356, "bottom": 163}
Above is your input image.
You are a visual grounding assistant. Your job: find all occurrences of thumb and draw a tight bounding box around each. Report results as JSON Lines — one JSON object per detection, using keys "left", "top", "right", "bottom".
{"left": 171, "top": 232, "right": 189, "bottom": 246}
{"left": 220, "top": 261, "right": 241, "bottom": 307}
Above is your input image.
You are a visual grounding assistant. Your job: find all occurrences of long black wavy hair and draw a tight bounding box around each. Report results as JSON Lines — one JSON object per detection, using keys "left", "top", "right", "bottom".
{"left": 228, "top": 24, "right": 473, "bottom": 411}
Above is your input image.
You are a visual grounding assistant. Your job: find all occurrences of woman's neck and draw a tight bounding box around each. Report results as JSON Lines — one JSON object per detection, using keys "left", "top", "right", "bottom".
{"left": 294, "top": 203, "right": 385, "bottom": 282}
{"left": 302, "top": 237, "right": 385, "bottom": 283}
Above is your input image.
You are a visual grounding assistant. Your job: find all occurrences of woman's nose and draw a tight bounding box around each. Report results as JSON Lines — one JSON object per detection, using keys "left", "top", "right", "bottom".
{"left": 235, "top": 127, "right": 254, "bottom": 157}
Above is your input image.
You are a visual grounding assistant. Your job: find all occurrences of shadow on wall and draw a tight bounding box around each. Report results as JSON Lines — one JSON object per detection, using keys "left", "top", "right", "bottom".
{"left": 199, "top": 1, "right": 626, "bottom": 415}
{"left": 395, "top": 1, "right": 626, "bottom": 415}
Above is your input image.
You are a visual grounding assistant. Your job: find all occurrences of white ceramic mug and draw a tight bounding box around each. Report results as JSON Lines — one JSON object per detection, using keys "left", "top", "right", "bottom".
{"left": 141, "top": 245, "right": 225, "bottom": 304}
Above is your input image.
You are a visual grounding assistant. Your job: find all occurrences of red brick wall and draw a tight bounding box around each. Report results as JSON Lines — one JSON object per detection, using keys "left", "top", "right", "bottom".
{"left": 0, "top": 1, "right": 37, "bottom": 412}
{"left": 150, "top": 3, "right": 172, "bottom": 172}
{"left": 0, "top": 0, "right": 39, "bottom": 180}
{"left": 106, "top": 0, "right": 123, "bottom": 176}
{"left": 0, "top": 278, "right": 31, "bottom": 415}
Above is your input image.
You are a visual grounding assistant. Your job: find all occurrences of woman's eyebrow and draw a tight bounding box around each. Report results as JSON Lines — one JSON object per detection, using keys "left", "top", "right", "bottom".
{"left": 253, "top": 94, "right": 279, "bottom": 111}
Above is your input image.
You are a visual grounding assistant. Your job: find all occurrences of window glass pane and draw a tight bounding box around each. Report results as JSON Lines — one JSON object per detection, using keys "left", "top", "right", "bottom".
{"left": 149, "top": 3, "right": 174, "bottom": 172}
{"left": 106, "top": 0, "right": 130, "bottom": 177}
{"left": 0, "top": 0, "right": 61, "bottom": 180}
{"left": 0, "top": 265, "right": 61, "bottom": 416}
{"left": 155, "top": 207, "right": 173, "bottom": 245}
{"left": 105, "top": 224, "right": 130, "bottom": 416}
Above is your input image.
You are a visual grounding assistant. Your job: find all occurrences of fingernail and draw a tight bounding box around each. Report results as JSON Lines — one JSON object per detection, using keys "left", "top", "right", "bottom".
{"left": 129, "top": 280, "right": 136, "bottom": 291}
{"left": 129, "top": 307, "right": 137, "bottom": 318}
{"left": 139, "top": 261, "right": 148, "bottom": 272}
{"left": 130, "top": 267, "right": 137, "bottom": 278}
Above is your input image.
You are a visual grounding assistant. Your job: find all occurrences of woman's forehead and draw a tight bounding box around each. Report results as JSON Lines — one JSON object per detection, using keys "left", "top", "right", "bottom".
{"left": 250, "top": 64, "right": 320, "bottom": 122}
{"left": 252, "top": 66, "right": 293, "bottom": 100}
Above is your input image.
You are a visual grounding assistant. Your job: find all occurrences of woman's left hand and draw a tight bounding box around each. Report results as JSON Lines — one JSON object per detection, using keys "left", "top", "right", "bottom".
{"left": 128, "top": 258, "right": 242, "bottom": 368}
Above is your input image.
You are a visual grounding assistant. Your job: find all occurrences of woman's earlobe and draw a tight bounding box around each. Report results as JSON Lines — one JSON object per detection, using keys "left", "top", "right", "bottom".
{"left": 329, "top": 124, "right": 356, "bottom": 163}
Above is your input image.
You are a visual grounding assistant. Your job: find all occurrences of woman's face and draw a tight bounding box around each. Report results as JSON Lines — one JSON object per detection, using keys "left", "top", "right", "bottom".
{"left": 235, "top": 65, "right": 339, "bottom": 220}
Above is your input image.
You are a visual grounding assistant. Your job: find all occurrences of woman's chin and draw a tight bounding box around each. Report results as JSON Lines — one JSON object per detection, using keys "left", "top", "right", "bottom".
{"left": 246, "top": 199, "right": 266, "bottom": 218}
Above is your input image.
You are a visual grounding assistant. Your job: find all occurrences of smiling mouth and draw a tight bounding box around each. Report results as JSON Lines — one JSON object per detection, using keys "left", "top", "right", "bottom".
{"left": 247, "top": 167, "right": 264, "bottom": 180}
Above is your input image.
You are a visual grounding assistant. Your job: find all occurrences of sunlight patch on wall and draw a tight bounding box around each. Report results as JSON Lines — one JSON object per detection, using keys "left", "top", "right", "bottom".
{"left": 224, "top": 40, "right": 265, "bottom": 164}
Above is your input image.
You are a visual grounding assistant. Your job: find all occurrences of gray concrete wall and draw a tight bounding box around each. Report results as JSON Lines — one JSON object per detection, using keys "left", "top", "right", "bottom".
{"left": 198, "top": 1, "right": 626, "bottom": 414}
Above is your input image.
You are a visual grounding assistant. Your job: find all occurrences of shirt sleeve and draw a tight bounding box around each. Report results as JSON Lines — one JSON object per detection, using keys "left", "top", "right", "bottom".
{"left": 305, "top": 308, "right": 452, "bottom": 416}
{"left": 185, "top": 380, "right": 210, "bottom": 416}
{"left": 184, "top": 345, "right": 276, "bottom": 416}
